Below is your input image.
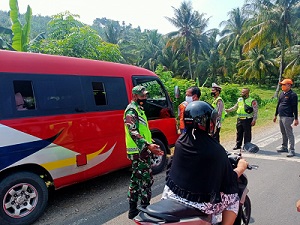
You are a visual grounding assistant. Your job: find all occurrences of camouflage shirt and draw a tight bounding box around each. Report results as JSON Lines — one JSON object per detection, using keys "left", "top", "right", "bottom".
{"left": 124, "top": 101, "right": 151, "bottom": 160}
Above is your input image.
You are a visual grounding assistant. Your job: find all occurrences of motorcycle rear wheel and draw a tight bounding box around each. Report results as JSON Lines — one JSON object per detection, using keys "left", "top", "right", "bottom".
{"left": 234, "top": 195, "right": 251, "bottom": 225}
{"left": 241, "top": 195, "right": 251, "bottom": 224}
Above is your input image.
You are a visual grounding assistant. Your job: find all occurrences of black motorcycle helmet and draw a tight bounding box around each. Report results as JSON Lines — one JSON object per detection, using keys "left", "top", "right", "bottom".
{"left": 184, "top": 101, "right": 218, "bottom": 134}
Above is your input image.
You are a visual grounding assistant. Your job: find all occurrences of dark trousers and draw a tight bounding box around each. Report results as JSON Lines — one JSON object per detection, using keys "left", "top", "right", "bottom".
{"left": 236, "top": 118, "right": 252, "bottom": 147}
{"left": 213, "top": 127, "right": 221, "bottom": 143}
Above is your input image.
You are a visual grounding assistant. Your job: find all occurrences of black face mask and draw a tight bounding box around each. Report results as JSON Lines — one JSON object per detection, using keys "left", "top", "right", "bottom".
{"left": 211, "top": 92, "right": 216, "bottom": 97}
{"left": 137, "top": 99, "right": 147, "bottom": 106}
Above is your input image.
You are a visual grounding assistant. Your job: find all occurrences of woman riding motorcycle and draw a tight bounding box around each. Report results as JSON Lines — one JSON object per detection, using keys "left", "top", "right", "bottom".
{"left": 161, "top": 101, "right": 248, "bottom": 225}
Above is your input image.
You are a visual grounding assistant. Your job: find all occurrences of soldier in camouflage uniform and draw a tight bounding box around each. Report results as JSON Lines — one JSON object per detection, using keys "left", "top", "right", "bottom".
{"left": 124, "top": 85, "right": 164, "bottom": 219}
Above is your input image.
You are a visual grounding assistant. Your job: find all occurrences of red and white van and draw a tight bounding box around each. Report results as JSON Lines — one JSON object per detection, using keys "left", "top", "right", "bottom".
{"left": 0, "top": 50, "right": 178, "bottom": 225}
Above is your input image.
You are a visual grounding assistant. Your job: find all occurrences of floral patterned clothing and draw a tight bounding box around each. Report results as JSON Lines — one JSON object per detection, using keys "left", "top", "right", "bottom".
{"left": 161, "top": 185, "right": 239, "bottom": 224}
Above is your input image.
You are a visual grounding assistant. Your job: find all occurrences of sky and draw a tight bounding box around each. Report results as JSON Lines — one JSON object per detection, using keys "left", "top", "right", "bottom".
{"left": 0, "top": 0, "right": 245, "bottom": 34}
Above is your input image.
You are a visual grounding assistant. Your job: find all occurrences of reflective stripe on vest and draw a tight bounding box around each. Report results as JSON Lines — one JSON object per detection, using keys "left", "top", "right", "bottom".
{"left": 212, "top": 96, "right": 226, "bottom": 121}
{"left": 237, "top": 97, "right": 254, "bottom": 117}
{"left": 124, "top": 103, "right": 152, "bottom": 155}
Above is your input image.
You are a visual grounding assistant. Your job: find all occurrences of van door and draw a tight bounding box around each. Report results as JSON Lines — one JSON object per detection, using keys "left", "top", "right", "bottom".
{"left": 80, "top": 76, "right": 130, "bottom": 179}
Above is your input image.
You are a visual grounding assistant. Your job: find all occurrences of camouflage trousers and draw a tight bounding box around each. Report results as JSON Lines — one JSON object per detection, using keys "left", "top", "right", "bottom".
{"left": 128, "top": 157, "right": 153, "bottom": 204}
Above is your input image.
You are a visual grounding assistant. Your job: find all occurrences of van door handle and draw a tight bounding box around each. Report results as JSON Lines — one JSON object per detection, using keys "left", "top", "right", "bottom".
{"left": 75, "top": 107, "right": 85, "bottom": 112}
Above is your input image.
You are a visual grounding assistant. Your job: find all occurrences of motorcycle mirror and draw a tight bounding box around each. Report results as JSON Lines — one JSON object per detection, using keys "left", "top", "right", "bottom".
{"left": 249, "top": 164, "right": 259, "bottom": 170}
{"left": 243, "top": 142, "right": 259, "bottom": 154}
{"left": 174, "top": 86, "right": 180, "bottom": 99}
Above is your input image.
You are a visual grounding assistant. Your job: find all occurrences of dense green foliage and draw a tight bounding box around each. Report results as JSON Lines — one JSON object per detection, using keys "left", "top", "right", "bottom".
{"left": 1, "top": 0, "right": 300, "bottom": 90}
{"left": 28, "top": 12, "right": 123, "bottom": 62}
{"left": 155, "top": 65, "right": 195, "bottom": 110}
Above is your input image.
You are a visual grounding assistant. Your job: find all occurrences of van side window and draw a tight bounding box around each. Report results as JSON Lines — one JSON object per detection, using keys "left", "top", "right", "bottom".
{"left": 35, "top": 76, "right": 84, "bottom": 112}
{"left": 13, "top": 80, "right": 36, "bottom": 110}
{"left": 92, "top": 82, "right": 107, "bottom": 106}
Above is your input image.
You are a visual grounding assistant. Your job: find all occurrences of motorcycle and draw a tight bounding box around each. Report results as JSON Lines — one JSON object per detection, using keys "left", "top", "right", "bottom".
{"left": 133, "top": 145, "right": 258, "bottom": 225}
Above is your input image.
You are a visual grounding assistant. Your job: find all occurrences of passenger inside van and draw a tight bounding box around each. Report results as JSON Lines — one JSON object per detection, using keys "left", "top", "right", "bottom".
{"left": 159, "top": 108, "right": 171, "bottom": 118}
{"left": 15, "top": 92, "right": 27, "bottom": 110}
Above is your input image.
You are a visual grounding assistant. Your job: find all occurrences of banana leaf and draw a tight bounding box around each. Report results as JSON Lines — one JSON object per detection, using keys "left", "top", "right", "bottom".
{"left": 9, "top": 0, "right": 32, "bottom": 51}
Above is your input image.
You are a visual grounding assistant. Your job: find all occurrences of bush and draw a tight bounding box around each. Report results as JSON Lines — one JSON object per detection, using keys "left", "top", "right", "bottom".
{"left": 220, "top": 85, "right": 240, "bottom": 108}
{"left": 155, "top": 65, "right": 195, "bottom": 114}
{"left": 250, "top": 93, "right": 262, "bottom": 105}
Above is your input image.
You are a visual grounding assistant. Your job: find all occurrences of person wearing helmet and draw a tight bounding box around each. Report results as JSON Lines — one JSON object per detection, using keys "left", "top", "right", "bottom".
{"left": 124, "top": 85, "right": 164, "bottom": 219}
{"left": 273, "top": 79, "right": 298, "bottom": 157}
{"left": 162, "top": 101, "right": 248, "bottom": 225}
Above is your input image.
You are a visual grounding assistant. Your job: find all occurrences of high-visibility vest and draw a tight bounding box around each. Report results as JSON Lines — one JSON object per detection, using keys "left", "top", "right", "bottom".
{"left": 124, "top": 103, "right": 152, "bottom": 155}
{"left": 212, "top": 96, "right": 226, "bottom": 121}
{"left": 178, "top": 101, "right": 188, "bottom": 130}
{"left": 236, "top": 97, "right": 254, "bottom": 118}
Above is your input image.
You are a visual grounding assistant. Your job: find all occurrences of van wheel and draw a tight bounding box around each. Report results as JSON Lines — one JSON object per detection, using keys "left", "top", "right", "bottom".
{"left": 151, "top": 138, "right": 167, "bottom": 175}
{"left": 0, "top": 172, "right": 48, "bottom": 225}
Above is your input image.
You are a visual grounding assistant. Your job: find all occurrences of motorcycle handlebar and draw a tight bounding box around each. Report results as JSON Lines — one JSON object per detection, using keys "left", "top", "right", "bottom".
{"left": 227, "top": 152, "right": 240, "bottom": 168}
{"left": 227, "top": 152, "right": 258, "bottom": 170}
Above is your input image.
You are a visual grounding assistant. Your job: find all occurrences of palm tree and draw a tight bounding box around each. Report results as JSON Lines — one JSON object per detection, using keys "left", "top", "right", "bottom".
{"left": 165, "top": 1, "right": 209, "bottom": 79}
{"left": 219, "top": 7, "right": 248, "bottom": 61}
{"left": 103, "top": 21, "right": 122, "bottom": 44}
{"left": 195, "top": 29, "right": 226, "bottom": 85}
{"left": 284, "top": 44, "right": 300, "bottom": 77}
{"left": 138, "top": 30, "right": 164, "bottom": 71}
{"left": 158, "top": 45, "right": 189, "bottom": 77}
{"left": 236, "top": 47, "right": 278, "bottom": 86}
{"left": 242, "top": 0, "right": 300, "bottom": 97}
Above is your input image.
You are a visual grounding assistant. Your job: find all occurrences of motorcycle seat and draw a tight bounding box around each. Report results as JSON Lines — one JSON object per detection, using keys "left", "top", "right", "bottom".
{"left": 139, "top": 198, "right": 210, "bottom": 222}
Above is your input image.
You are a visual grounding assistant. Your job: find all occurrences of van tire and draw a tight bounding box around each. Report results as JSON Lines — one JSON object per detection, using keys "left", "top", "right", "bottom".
{"left": 0, "top": 172, "right": 48, "bottom": 225}
{"left": 151, "top": 138, "right": 167, "bottom": 175}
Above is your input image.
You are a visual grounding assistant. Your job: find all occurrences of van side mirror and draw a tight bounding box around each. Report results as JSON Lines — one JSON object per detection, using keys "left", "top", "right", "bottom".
{"left": 174, "top": 86, "right": 180, "bottom": 99}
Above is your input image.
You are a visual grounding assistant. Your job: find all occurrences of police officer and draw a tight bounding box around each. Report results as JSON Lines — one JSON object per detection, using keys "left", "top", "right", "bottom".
{"left": 211, "top": 83, "right": 226, "bottom": 143}
{"left": 226, "top": 88, "right": 258, "bottom": 150}
{"left": 124, "top": 85, "right": 164, "bottom": 219}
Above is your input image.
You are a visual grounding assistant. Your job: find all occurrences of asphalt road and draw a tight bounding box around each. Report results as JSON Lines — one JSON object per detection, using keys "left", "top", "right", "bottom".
{"left": 33, "top": 123, "right": 300, "bottom": 225}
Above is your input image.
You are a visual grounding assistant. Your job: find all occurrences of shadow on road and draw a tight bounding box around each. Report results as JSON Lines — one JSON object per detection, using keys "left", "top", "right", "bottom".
{"left": 255, "top": 148, "right": 281, "bottom": 156}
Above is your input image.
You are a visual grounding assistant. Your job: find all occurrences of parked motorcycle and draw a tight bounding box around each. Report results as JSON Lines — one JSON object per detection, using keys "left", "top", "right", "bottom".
{"left": 134, "top": 145, "right": 258, "bottom": 225}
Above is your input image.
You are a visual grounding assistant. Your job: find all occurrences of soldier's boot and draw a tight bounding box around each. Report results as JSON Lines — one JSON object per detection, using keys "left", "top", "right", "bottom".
{"left": 128, "top": 201, "right": 139, "bottom": 219}
{"left": 140, "top": 201, "right": 150, "bottom": 209}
